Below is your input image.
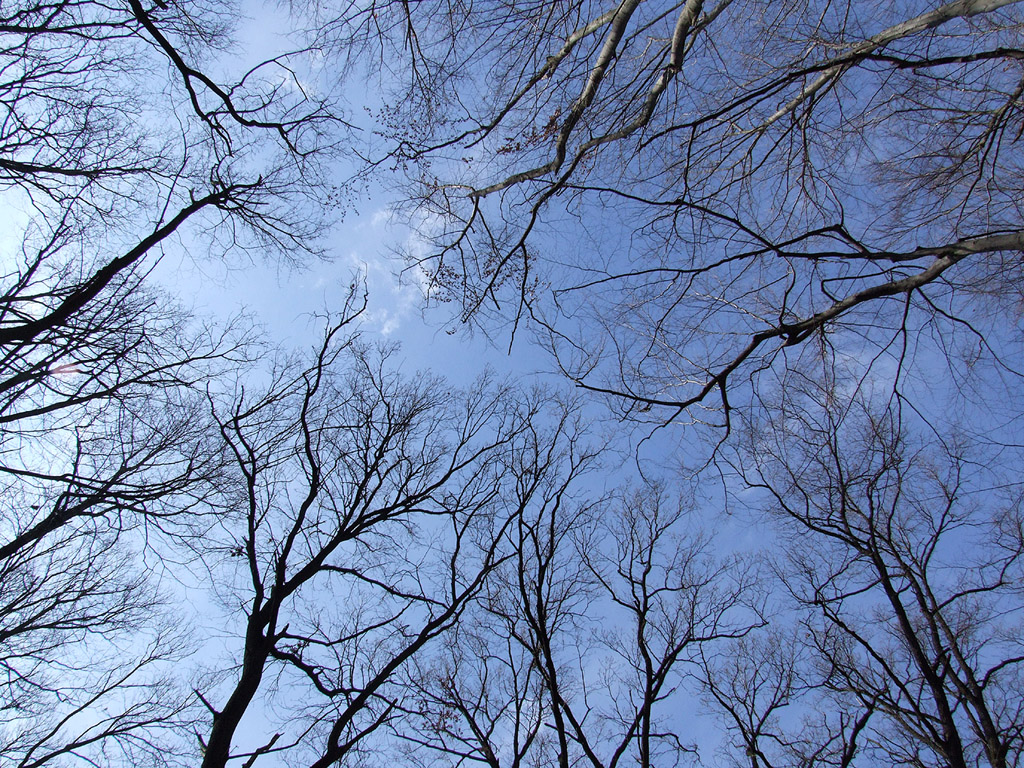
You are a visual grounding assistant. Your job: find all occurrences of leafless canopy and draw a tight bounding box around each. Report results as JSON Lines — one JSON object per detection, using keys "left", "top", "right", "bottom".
{"left": 709, "top": 379, "right": 1024, "bottom": 768}
{"left": 0, "top": 1, "right": 347, "bottom": 764}
{"left": 4, "top": 3, "right": 1024, "bottom": 767}
{"left": 353, "top": 0, "right": 1024, "bottom": 429}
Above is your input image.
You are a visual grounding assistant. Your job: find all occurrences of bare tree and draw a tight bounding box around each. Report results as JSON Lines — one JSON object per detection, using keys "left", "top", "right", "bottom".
{"left": 0, "top": 523, "right": 196, "bottom": 767}
{"left": 323, "top": 5, "right": 1024, "bottom": 763}
{"left": 10, "top": 4, "right": 1024, "bottom": 768}
{"left": 330, "top": 0, "right": 1024, "bottom": 430}
{"left": 0, "top": 1, "right": 352, "bottom": 763}
{"left": 185, "top": 300, "right": 604, "bottom": 768}
{"left": 716, "top": 377, "right": 1024, "bottom": 768}
{"left": 0, "top": 0, "right": 345, "bottom": 563}
{"left": 398, "top": 480, "right": 762, "bottom": 768}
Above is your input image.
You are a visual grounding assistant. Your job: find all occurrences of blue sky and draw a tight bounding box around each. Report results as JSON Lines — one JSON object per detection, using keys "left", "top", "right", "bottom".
{"left": 144, "top": 0, "right": 552, "bottom": 390}
{"left": 8, "top": 2, "right": 1015, "bottom": 764}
